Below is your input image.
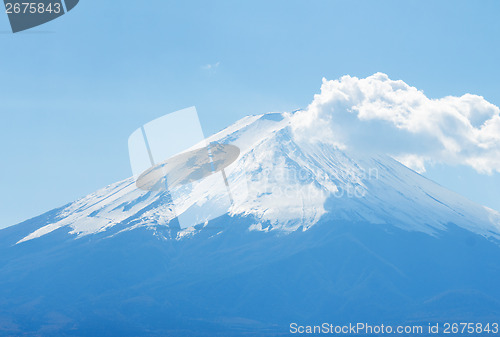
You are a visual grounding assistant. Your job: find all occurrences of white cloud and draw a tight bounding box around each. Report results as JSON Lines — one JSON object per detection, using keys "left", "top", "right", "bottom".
{"left": 201, "top": 62, "right": 220, "bottom": 72}
{"left": 291, "top": 73, "right": 500, "bottom": 174}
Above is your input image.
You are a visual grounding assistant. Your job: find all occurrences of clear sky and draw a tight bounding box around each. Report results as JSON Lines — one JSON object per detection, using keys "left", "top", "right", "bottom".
{"left": 1, "top": 0, "right": 500, "bottom": 228}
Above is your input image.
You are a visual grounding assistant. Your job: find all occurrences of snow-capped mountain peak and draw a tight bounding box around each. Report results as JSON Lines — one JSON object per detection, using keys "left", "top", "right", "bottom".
{"left": 15, "top": 111, "right": 500, "bottom": 245}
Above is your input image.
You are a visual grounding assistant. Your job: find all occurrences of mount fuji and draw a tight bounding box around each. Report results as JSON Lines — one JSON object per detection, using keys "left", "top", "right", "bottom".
{"left": 1, "top": 109, "right": 500, "bottom": 336}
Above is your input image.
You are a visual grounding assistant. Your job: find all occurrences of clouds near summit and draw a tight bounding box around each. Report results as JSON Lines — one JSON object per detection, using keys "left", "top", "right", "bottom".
{"left": 292, "top": 73, "right": 500, "bottom": 174}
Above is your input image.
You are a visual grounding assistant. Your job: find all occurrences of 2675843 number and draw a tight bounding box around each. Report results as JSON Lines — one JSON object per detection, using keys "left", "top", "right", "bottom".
{"left": 5, "top": 2, "right": 61, "bottom": 14}
{"left": 443, "top": 322, "right": 499, "bottom": 334}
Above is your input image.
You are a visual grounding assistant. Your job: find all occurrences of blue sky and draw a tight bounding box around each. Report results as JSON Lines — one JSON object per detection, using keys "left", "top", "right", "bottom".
{"left": 1, "top": 0, "right": 500, "bottom": 228}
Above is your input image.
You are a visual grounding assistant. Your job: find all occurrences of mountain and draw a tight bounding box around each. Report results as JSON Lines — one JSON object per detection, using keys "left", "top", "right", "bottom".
{"left": 1, "top": 111, "right": 500, "bottom": 336}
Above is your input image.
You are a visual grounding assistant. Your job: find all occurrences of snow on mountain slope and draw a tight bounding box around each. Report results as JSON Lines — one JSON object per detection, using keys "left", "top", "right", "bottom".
{"left": 16, "top": 111, "right": 500, "bottom": 245}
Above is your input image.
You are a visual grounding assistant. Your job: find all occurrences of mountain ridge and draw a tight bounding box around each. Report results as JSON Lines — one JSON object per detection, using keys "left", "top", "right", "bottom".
{"left": 2, "top": 111, "right": 500, "bottom": 336}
